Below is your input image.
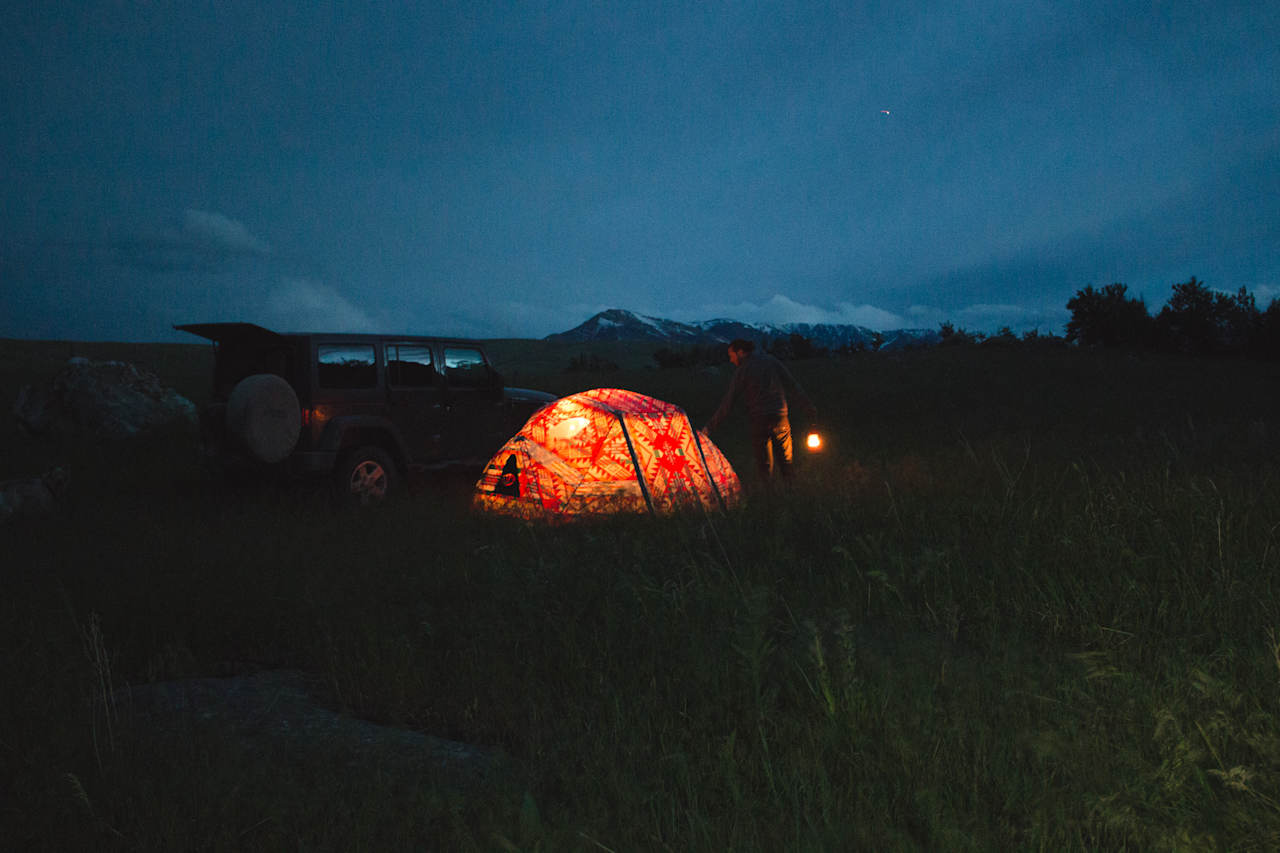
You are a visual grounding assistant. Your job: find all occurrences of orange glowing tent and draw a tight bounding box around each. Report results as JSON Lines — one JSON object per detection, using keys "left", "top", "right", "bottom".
{"left": 474, "top": 388, "right": 741, "bottom": 519}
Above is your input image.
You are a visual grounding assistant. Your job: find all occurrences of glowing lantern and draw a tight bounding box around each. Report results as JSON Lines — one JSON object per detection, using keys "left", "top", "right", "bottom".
{"left": 805, "top": 431, "right": 822, "bottom": 451}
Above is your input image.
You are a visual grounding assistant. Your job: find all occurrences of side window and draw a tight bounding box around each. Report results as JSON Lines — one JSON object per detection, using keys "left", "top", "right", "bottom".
{"left": 443, "top": 347, "right": 490, "bottom": 388}
{"left": 387, "top": 344, "right": 435, "bottom": 387}
{"left": 318, "top": 344, "right": 377, "bottom": 389}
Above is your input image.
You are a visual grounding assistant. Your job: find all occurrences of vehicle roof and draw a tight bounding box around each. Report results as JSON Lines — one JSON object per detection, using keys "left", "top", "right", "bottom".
{"left": 174, "top": 323, "right": 488, "bottom": 347}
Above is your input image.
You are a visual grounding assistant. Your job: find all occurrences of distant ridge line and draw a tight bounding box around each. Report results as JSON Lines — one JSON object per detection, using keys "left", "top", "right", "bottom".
{"left": 544, "top": 308, "right": 940, "bottom": 351}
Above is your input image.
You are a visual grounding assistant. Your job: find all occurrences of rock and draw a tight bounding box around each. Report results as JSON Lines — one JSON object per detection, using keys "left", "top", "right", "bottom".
{"left": 13, "top": 358, "right": 196, "bottom": 440}
{"left": 0, "top": 467, "right": 68, "bottom": 524}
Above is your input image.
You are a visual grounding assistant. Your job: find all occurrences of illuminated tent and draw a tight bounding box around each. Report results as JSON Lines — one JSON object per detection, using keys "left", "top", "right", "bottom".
{"left": 474, "top": 388, "right": 741, "bottom": 519}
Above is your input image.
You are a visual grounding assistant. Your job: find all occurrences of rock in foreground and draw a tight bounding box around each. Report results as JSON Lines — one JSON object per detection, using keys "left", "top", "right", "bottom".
{"left": 13, "top": 357, "right": 196, "bottom": 440}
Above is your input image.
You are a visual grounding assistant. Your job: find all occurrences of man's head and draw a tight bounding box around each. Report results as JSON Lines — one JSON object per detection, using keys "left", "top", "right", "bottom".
{"left": 727, "top": 338, "right": 755, "bottom": 366}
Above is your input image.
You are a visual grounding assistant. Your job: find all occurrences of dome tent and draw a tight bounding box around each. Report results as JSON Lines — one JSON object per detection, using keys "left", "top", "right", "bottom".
{"left": 474, "top": 388, "right": 741, "bottom": 519}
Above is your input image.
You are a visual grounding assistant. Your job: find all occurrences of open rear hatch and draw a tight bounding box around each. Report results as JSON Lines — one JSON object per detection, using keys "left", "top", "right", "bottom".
{"left": 176, "top": 323, "right": 298, "bottom": 401}
{"left": 175, "top": 323, "right": 287, "bottom": 346}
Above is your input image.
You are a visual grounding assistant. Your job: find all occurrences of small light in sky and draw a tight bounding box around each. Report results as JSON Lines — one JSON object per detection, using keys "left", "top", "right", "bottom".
{"left": 880, "top": 109, "right": 891, "bottom": 115}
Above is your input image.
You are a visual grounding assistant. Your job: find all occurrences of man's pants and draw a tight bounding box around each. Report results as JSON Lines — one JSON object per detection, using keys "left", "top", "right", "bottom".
{"left": 751, "top": 415, "right": 793, "bottom": 481}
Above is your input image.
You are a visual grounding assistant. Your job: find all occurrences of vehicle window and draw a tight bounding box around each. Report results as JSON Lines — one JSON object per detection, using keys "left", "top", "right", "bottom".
{"left": 387, "top": 344, "right": 435, "bottom": 387}
{"left": 443, "top": 347, "right": 490, "bottom": 387}
{"left": 318, "top": 344, "right": 377, "bottom": 388}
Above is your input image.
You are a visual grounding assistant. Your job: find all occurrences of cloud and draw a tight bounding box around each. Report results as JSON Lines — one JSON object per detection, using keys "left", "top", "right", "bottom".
{"left": 673, "top": 294, "right": 907, "bottom": 330}
{"left": 440, "top": 299, "right": 619, "bottom": 339}
{"left": 110, "top": 209, "right": 271, "bottom": 272}
{"left": 957, "top": 304, "right": 1062, "bottom": 332}
{"left": 757, "top": 295, "right": 842, "bottom": 325}
{"left": 262, "top": 278, "right": 377, "bottom": 332}
{"left": 908, "top": 302, "right": 1070, "bottom": 334}
{"left": 182, "top": 209, "right": 271, "bottom": 255}
{"left": 1252, "top": 283, "right": 1280, "bottom": 307}
{"left": 906, "top": 305, "right": 947, "bottom": 327}
{"left": 833, "top": 302, "right": 906, "bottom": 330}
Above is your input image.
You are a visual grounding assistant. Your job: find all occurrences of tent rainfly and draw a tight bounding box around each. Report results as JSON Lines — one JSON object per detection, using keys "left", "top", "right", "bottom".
{"left": 474, "top": 388, "right": 741, "bottom": 519}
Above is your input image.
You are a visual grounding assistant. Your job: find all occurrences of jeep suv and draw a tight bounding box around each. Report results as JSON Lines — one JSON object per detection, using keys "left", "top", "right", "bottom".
{"left": 177, "top": 323, "right": 556, "bottom": 502}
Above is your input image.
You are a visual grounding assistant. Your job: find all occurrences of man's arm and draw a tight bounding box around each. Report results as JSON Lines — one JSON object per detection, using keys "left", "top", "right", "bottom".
{"left": 703, "top": 367, "right": 744, "bottom": 433}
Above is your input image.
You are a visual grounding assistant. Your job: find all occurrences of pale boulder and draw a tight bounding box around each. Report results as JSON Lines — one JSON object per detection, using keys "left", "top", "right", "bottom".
{"left": 14, "top": 358, "right": 196, "bottom": 440}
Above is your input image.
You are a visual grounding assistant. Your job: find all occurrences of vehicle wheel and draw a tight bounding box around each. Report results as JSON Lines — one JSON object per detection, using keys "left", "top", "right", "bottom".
{"left": 335, "top": 446, "right": 399, "bottom": 505}
{"left": 226, "top": 374, "right": 301, "bottom": 464}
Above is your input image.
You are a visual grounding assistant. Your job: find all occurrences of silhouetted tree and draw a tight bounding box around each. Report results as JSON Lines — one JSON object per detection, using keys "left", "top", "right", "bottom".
{"left": 1220, "top": 286, "right": 1259, "bottom": 353}
{"left": 1154, "top": 277, "right": 1217, "bottom": 354}
{"left": 1065, "top": 283, "right": 1152, "bottom": 347}
{"left": 1021, "top": 329, "right": 1067, "bottom": 347}
{"left": 1254, "top": 298, "right": 1280, "bottom": 360}
{"left": 1153, "top": 277, "right": 1260, "bottom": 356}
{"left": 938, "top": 322, "right": 980, "bottom": 346}
{"left": 983, "top": 326, "right": 1018, "bottom": 347}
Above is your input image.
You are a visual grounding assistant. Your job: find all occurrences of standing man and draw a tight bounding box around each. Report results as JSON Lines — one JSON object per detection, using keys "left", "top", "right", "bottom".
{"left": 701, "top": 338, "right": 817, "bottom": 484}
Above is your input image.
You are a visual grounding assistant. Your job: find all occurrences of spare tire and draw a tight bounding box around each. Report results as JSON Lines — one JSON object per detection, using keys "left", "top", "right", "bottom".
{"left": 226, "top": 374, "right": 301, "bottom": 463}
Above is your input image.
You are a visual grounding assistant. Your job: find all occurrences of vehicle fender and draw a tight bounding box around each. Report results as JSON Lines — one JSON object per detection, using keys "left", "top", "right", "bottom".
{"left": 318, "top": 415, "right": 409, "bottom": 465}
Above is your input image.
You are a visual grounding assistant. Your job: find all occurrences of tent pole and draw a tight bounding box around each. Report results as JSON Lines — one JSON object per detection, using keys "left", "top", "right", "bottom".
{"left": 616, "top": 413, "right": 655, "bottom": 516}
{"left": 691, "top": 429, "right": 728, "bottom": 512}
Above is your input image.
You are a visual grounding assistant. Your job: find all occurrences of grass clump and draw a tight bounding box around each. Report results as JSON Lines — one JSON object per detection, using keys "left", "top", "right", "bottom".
{"left": 3, "top": 342, "right": 1280, "bottom": 849}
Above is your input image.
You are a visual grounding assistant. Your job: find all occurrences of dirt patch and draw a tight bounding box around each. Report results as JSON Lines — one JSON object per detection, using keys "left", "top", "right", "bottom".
{"left": 113, "top": 670, "right": 500, "bottom": 785}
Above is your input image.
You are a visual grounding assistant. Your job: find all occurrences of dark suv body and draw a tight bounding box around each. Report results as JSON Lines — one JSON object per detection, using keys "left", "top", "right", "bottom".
{"left": 177, "top": 323, "right": 556, "bottom": 500}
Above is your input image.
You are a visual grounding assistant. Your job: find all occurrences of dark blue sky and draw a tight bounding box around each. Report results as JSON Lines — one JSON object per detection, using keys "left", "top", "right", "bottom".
{"left": 4, "top": 1, "right": 1278, "bottom": 341}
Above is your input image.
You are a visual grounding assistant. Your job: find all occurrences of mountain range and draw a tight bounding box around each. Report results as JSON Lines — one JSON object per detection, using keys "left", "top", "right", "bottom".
{"left": 545, "top": 309, "right": 941, "bottom": 351}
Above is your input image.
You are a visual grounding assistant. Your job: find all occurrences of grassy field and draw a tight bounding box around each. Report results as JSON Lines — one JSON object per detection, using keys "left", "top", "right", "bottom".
{"left": 3, "top": 337, "right": 1280, "bottom": 850}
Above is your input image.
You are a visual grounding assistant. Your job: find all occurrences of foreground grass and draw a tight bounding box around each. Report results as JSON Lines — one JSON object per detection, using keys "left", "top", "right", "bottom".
{"left": 3, "top": 343, "right": 1280, "bottom": 850}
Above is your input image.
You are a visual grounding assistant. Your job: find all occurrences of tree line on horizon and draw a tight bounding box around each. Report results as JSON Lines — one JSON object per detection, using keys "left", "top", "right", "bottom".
{"left": 1063, "top": 276, "right": 1280, "bottom": 359}
{"left": 821, "top": 275, "right": 1280, "bottom": 360}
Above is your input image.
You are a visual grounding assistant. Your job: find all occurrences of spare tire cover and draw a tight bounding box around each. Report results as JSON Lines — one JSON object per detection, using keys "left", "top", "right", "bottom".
{"left": 226, "top": 374, "right": 301, "bottom": 463}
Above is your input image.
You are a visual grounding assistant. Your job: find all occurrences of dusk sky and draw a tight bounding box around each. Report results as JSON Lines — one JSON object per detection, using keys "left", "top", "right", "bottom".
{"left": 3, "top": 1, "right": 1278, "bottom": 342}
